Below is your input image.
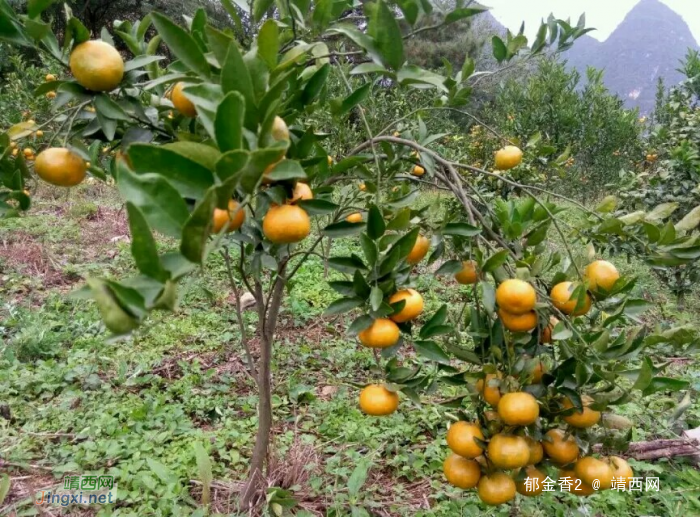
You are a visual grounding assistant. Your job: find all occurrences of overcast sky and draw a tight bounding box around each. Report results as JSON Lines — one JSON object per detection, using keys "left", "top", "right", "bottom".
{"left": 483, "top": 0, "right": 700, "bottom": 42}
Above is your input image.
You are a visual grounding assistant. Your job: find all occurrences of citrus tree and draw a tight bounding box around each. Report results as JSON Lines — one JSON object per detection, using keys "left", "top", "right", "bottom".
{"left": 1, "top": 0, "right": 698, "bottom": 511}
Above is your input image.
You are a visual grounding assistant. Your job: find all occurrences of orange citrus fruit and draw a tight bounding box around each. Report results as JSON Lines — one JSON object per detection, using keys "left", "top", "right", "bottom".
{"left": 516, "top": 465, "right": 547, "bottom": 496}
{"left": 575, "top": 456, "right": 614, "bottom": 490}
{"left": 455, "top": 260, "right": 478, "bottom": 285}
{"left": 45, "top": 73, "right": 56, "bottom": 81}
{"left": 358, "top": 183, "right": 366, "bottom": 191}
{"left": 171, "top": 82, "right": 197, "bottom": 117}
{"left": 446, "top": 421, "right": 484, "bottom": 458}
{"left": 498, "top": 392, "right": 539, "bottom": 426}
{"left": 585, "top": 260, "right": 620, "bottom": 293}
{"left": 496, "top": 279, "right": 536, "bottom": 315}
{"left": 290, "top": 182, "right": 313, "bottom": 203}
{"left": 212, "top": 200, "right": 245, "bottom": 233}
{"left": 359, "top": 384, "right": 398, "bottom": 416}
{"left": 443, "top": 453, "right": 481, "bottom": 489}
{"left": 262, "top": 204, "right": 310, "bottom": 244}
{"left": 358, "top": 318, "right": 400, "bottom": 348}
{"left": 498, "top": 309, "right": 537, "bottom": 332}
{"left": 406, "top": 235, "right": 429, "bottom": 265}
{"left": 541, "top": 316, "right": 558, "bottom": 343}
{"left": 550, "top": 281, "right": 591, "bottom": 316}
{"left": 69, "top": 40, "right": 124, "bottom": 92}
{"left": 34, "top": 147, "right": 87, "bottom": 187}
{"left": 494, "top": 145, "right": 523, "bottom": 170}
{"left": 476, "top": 373, "right": 502, "bottom": 406}
{"left": 487, "top": 434, "right": 530, "bottom": 470}
{"left": 389, "top": 289, "right": 424, "bottom": 323}
{"left": 412, "top": 165, "right": 425, "bottom": 176}
{"left": 346, "top": 212, "right": 363, "bottom": 223}
{"left": 561, "top": 395, "right": 600, "bottom": 428}
{"left": 271, "top": 116, "right": 289, "bottom": 141}
{"left": 477, "top": 472, "right": 516, "bottom": 506}
{"left": 606, "top": 456, "right": 634, "bottom": 489}
{"left": 524, "top": 437, "right": 543, "bottom": 465}
{"left": 543, "top": 429, "right": 579, "bottom": 466}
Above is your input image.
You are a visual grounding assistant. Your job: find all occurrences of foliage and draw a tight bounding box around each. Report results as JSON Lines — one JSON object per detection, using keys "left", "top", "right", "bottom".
{"left": 481, "top": 58, "right": 644, "bottom": 196}
{"left": 613, "top": 50, "right": 700, "bottom": 306}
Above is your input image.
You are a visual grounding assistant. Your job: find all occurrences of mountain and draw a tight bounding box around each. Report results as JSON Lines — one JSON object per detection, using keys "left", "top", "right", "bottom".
{"left": 563, "top": 0, "right": 697, "bottom": 113}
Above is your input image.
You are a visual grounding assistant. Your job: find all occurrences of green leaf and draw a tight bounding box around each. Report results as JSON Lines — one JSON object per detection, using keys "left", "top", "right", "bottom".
{"left": 434, "top": 259, "right": 462, "bottom": 276}
{"left": 420, "top": 305, "right": 448, "bottom": 337}
{"left": 215, "top": 91, "right": 245, "bottom": 152}
{"left": 193, "top": 442, "right": 212, "bottom": 506}
{"left": 370, "top": 286, "right": 383, "bottom": 311}
{"left": 443, "top": 222, "right": 481, "bottom": 237}
{"left": 445, "top": 7, "right": 487, "bottom": 24}
{"left": 413, "top": 340, "right": 451, "bottom": 364}
{"left": 253, "top": 0, "right": 275, "bottom": 22}
{"left": 265, "top": 160, "right": 306, "bottom": 181}
{"left": 123, "top": 55, "right": 165, "bottom": 72}
{"left": 323, "top": 221, "right": 364, "bottom": 237}
{"left": 147, "top": 458, "right": 176, "bottom": 484}
{"left": 367, "top": 205, "right": 386, "bottom": 240}
{"left": 296, "top": 199, "right": 338, "bottom": 215}
{"left": 333, "top": 83, "right": 371, "bottom": 116}
{"left": 360, "top": 233, "right": 378, "bottom": 266}
{"left": 151, "top": 12, "right": 210, "bottom": 78}
{"left": 347, "top": 315, "right": 374, "bottom": 336}
{"left": 0, "top": 474, "right": 9, "bottom": 505}
{"left": 347, "top": 459, "right": 371, "bottom": 498}
{"left": 324, "top": 297, "right": 365, "bottom": 315}
{"left": 675, "top": 205, "right": 700, "bottom": 232}
{"left": 482, "top": 250, "right": 509, "bottom": 273}
{"left": 180, "top": 190, "right": 216, "bottom": 264}
{"left": 642, "top": 377, "right": 689, "bottom": 396}
{"left": 328, "top": 255, "right": 367, "bottom": 274}
{"left": 632, "top": 357, "right": 653, "bottom": 391}
{"left": 28, "top": 0, "right": 56, "bottom": 18}
{"left": 461, "top": 57, "right": 475, "bottom": 82}
{"left": 94, "top": 93, "right": 129, "bottom": 120}
{"left": 491, "top": 36, "right": 507, "bottom": 62}
{"left": 126, "top": 203, "right": 168, "bottom": 282}
{"left": 480, "top": 281, "right": 495, "bottom": 313}
{"left": 128, "top": 144, "right": 215, "bottom": 200}
{"left": 302, "top": 63, "right": 330, "bottom": 105}
{"left": 312, "top": 0, "right": 334, "bottom": 29}
{"left": 117, "top": 164, "right": 190, "bottom": 239}
{"left": 257, "top": 19, "right": 279, "bottom": 69}
{"left": 368, "top": 0, "right": 405, "bottom": 71}
{"left": 221, "top": 43, "right": 257, "bottom": 128}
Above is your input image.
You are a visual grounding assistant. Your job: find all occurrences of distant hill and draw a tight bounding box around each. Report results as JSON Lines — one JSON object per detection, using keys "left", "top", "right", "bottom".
{"left": 563, "top": 0, "right": 697, "bottom": 113}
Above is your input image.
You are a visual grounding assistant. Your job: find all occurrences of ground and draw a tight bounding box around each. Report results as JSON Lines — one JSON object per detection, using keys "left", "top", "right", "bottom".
{"left": 1, "top": 183, "right": 699, "bottom": 516}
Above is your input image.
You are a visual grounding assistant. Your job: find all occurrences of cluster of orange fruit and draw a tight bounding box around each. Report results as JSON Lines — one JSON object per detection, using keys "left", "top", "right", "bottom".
{"left": 645, "top": 153, "right": 658, "bottom": 162}
{"left": 357, "top": 235, "right": 432, "bottom": 416}
{"left": 11, "top": 41, "right": 124, "bottom": 189}
{"left": 168, "top": 85, "right": 315, "bottom": 245}
{"left": 443, "top": 413, "right": 634, "bottom": 505}
{"left": 440, "top": 260, "right": 624, "bottom": 505}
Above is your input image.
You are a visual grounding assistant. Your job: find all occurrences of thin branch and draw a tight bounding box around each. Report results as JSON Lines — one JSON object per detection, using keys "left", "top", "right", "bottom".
{"left": 221, "top": 246, "right": 257, "bottom": 378}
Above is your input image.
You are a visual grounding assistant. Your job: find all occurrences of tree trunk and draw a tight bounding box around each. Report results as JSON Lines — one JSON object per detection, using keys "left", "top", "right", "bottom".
{"left": 241, "top": 333, "right": 273, "bottom": 509}
{"left": 240, "top": 266, "right": 287, "bottom": 509}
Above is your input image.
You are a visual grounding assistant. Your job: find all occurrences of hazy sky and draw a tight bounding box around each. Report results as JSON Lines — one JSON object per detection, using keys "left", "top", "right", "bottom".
{"left": 483, "top": 0, "right": 700, "bottom": 42}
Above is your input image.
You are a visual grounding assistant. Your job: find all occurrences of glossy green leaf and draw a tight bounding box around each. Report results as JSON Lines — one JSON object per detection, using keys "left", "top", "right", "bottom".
{"left": 126, "top": 202, "right": 168, "bottom": 282}
{"left": 128, "top": 144, "right": 215, "bottom": 200}
{"left": 116, "top": 164, "right": 190, "bottom": 239}
{"left": 215, "top": 91, "right": 245, "bottom": 152}
{"left": 152, "top": 12, "right": 210, "bottom": 78}
{"left": 180, "top": 190, "right": 216, "bottom": 264}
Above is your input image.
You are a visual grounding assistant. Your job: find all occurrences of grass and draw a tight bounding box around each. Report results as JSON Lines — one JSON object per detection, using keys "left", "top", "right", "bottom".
{"left": 1, "top": 184, "right": 699, "bottom": 516}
